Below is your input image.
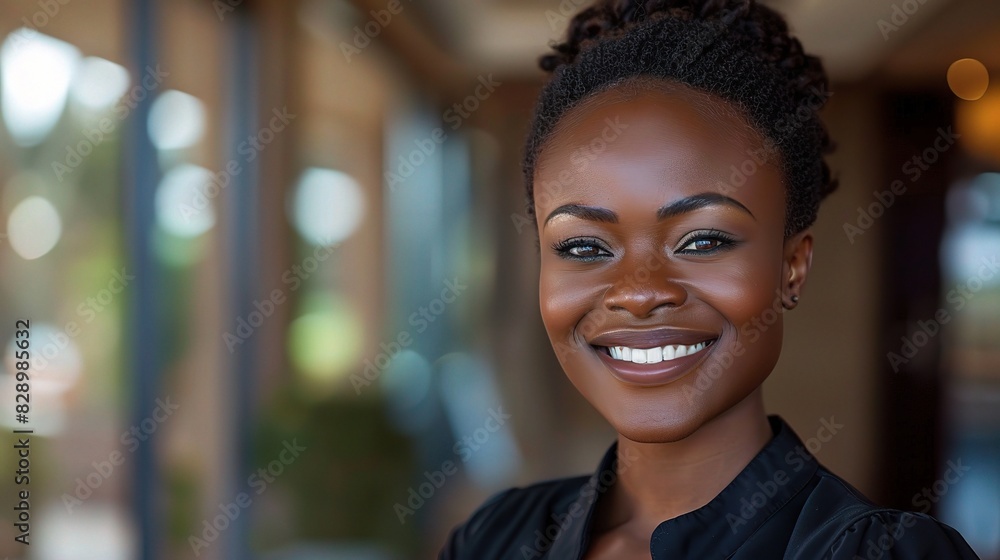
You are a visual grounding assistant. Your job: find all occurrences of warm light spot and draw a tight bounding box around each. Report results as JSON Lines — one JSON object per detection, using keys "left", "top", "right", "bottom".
{"left": 7, "top": 196, "right": 62, "bottom": 259}
{"left": 956, "top": 88, "right": 1000, "bottom": 164}
{"left": 948, "top": 58, "right": 990, "bottom": 101}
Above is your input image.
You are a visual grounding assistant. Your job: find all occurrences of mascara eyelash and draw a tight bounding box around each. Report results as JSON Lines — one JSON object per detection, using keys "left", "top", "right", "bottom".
{"left": 550, "top": 237, "right": 609, "bottom": 261}
{"left": 676, "top": 229, "right": 738, "bottom": 254}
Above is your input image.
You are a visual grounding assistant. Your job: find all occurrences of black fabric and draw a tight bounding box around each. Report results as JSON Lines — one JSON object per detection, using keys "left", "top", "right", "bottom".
{"left": 438, "top": 415, "right": 980, "bottom": 559}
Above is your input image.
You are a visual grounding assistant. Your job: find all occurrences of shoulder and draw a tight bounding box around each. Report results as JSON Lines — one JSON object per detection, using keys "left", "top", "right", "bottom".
{"left": 786, "top": 466, "right": 980, "bottom": 559}
{"left": 437, "top": 474, "right": 590, "bottom": 560}
{"left": 825, "top": 509, "right": 981, "bottom": 560}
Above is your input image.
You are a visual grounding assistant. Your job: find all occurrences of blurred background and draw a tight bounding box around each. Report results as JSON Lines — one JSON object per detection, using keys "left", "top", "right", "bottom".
{"left": 0, "top": 0, "right": 997, "bottom": 558}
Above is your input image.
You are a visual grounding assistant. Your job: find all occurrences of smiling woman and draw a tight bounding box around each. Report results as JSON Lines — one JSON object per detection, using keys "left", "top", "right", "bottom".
{"left": 536, "top": 82, "right": 793, "bottom": 446}
{"left": 438, "top": 1, "right": 982, "bottom": 559}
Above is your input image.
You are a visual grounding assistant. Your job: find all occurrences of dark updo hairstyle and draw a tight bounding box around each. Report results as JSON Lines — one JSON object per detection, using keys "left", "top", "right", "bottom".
{"left": 522, "top": 0, "right": 838, "bottom": 239}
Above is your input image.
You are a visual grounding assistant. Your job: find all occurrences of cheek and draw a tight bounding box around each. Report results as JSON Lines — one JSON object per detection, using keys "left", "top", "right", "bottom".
{"left": 713, "top": 272, "right": 780, "bottom": 328}
{"left": 699, "top": 252, "right": 785, "bottom": 370}
{"left": 695, "top": 242, "right": 783, "bottom": 324}
{"left": 539, "top": 268, "right": 592, "bottom": 339}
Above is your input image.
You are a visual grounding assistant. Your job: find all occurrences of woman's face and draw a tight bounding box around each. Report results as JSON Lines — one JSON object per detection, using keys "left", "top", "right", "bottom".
{"left": 534, "top": 81, "right": 812, "bottom": 443}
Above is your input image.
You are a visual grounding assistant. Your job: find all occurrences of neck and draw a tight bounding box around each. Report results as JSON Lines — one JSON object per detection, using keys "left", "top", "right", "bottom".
{"left": 596, "top": 389, "right": 773, "bottom": 538}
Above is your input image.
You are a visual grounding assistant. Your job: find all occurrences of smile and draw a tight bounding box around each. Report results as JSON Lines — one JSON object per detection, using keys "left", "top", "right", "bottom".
{"left": 590, "top": 338, "right": 718, "bottom": 387}
{"left": 596, "top": 340, "right": 712, "bottom": 364}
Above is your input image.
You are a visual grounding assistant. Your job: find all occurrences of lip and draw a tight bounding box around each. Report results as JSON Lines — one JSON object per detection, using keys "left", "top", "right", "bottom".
{"left": 589, "top": 331, "right": 719, "bottom": 387}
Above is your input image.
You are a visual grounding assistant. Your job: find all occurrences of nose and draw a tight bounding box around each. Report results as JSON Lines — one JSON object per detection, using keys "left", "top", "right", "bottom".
{"left": 602, "top": 259, "right": 687, "bottom": 317}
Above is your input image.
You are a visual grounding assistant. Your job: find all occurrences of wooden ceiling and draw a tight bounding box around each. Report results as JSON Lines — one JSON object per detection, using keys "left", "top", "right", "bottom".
{"left": 401, "top": 0, "right": 999, "bottom": 85}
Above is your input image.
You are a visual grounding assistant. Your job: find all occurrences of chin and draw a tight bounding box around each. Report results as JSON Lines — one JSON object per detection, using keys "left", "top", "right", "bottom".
{"left": 557, "top": 327, "right": 782, "bottom": 443}
{"left": 599, "top": 395, "right": 714, "bottom": 443}
{"left": 614, "top": 420, "right": 705, "bottom": 444}
{"left": 577, "top": 356, "right": 778, "bottom": 445}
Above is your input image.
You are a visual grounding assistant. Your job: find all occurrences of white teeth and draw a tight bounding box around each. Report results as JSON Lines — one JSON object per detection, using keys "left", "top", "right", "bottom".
{"left": 603, "top": 340, "right": 712, "bottom": 364}
{"left": 633, "top": 348, "right": 647, "bottom": 363}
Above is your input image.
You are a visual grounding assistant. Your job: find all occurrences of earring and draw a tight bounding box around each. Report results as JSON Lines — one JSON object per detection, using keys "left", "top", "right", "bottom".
{"left": 791, "top": 295, "right": 799, "bottom": 303}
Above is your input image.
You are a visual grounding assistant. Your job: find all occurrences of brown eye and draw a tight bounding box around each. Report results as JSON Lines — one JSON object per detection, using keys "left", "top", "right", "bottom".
{"left": 677, "top": 230, "right": 738, "bottom": 254}
{"left": 569, "top": 245, "right": 603, "bottom": 258}
{"left": 691, "top": 239, "right": 720, "bottom": 251}
{"left": 550, "top": 237, "right": 612, "bottom": 261}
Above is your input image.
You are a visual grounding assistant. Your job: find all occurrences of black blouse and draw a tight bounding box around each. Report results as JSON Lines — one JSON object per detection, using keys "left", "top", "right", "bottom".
{"left": 438, "top": 415, "right": 980, "bottom": 559}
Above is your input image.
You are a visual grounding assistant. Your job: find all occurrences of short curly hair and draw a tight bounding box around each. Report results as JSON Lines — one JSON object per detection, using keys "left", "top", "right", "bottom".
{"left": 522, "top": 0, "right": 838, "bottom": 238}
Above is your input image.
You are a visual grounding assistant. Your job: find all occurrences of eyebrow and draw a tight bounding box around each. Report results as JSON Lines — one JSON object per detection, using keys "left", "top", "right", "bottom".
{"left": 543, "top": 192, "right": 756, "bottom": 228}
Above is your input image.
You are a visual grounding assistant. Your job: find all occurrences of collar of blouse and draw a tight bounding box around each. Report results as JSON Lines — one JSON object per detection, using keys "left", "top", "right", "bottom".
{"left": 545, "top": 415, "right": 821, "bottom": 559}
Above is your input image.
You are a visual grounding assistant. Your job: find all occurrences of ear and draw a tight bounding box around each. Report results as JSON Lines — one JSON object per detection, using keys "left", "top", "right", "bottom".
{"left": 782, "top": 229, "right": 813, "bottom": 309}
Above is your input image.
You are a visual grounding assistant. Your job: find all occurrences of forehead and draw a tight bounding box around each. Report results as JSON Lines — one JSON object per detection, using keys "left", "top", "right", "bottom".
{"left": 533, "top": 81, "right": 784, "bottom": 220}
{"left": 547, "top": 78, "right": 762, "bottom": 147}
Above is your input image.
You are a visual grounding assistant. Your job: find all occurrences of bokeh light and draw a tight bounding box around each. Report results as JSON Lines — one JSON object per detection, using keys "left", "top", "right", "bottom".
{"left": 35, "top": 502, "right": 134, "bottom": 560}
{"left": 381, "top": 350, "right": 434, "bottom": 433}
{"left": 287, "top": 295, "right": 365, "bottom": 387}
{"left": 948, "top": 58, "right": 990, "bottom": 101}
{"left": 289, "top": 167, "right": 365, "bottom": 246}
{"left": 7, "top": 195, "right": 63, "bottom": 260}
{"left": 5, "top": 322, "right": 83, "bottom": 392}
{"left": 70, "top": 56, "right": 131, "bottom": 111}
{"left": 1, "top": 29, "right": 80, "bottom": 146}
{"left": 956, "top": 88, "right": 1000, "bottom": 164}
{"left": 154, "top": 164, "right": 216, "bottom": 238}
{"left": 147, "top": 89, "right": 206, "bottom": 151}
